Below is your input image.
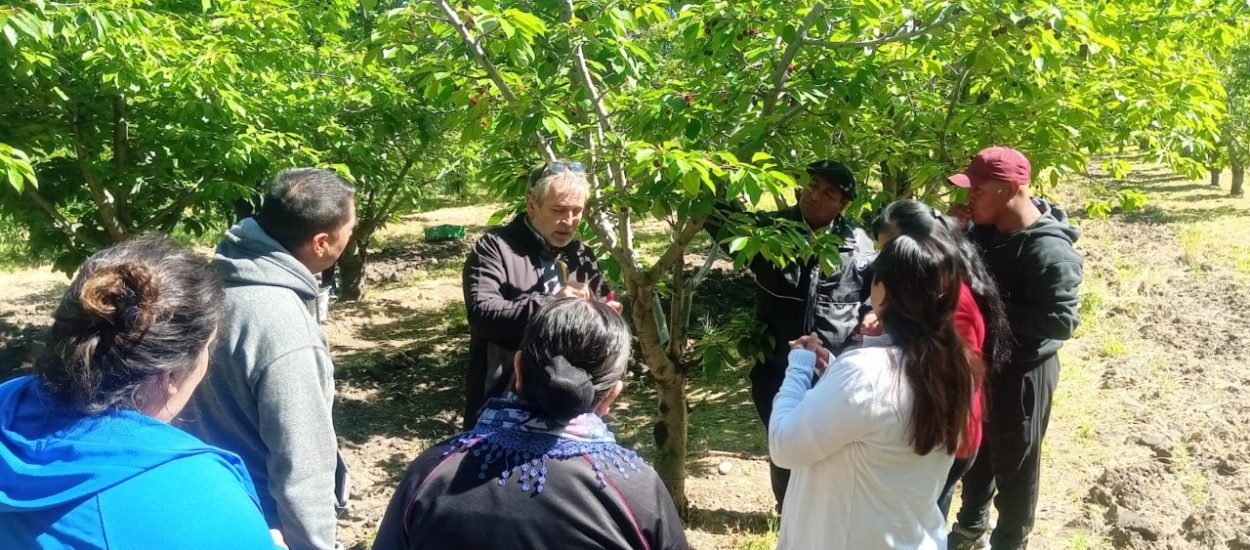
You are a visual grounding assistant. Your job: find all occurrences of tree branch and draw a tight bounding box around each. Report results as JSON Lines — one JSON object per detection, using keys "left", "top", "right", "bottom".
{"left": 112, "top": 94, "right": 135, "bottom": 227}
{"left": 645, "top": 215, "right": 708, "bottom": 286}
{"left": 562, "top": 0, "right": 640, "bottom": 274}
{"left": 802, "top": 7, "right": 964, "bottom": 50}
{"left": 71, "top": 107, "right": 126, "bottom": 242}
{"left": 760, "top": 4, "right": 825, "bottom": 122}
{"left": 686, "top": 241, "right": 718, "bottom": 291}
{"left": 22, "top": 186, "right": 75, "bottom": 236}
{"left": 433, "top": 0, "right": 556, "bottom": 162}
{"left": 938, "top": 60, "right": 973, "bottom": 165}
{"left": 154, "top": 191, "right": 203, "bottom": 233}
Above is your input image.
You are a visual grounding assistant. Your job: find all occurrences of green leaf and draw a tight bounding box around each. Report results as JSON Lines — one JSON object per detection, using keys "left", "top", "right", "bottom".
{"left": 727, "top": 236, "right": 749, "bottom": 253}
{"left": 201, "top": 0, "right": 211, "bottom": 12}
{"left": 768, "top": 170, "right": 796, "bottom": 187}
{"left": 2, "top": 25, "right": 16, "bottom": 47}
{"left": 7, "top": 166, "right": 23, "bottom": 193}
{"left": 505, "top": 9, "right": 546, "bottom": 36}
{"left": 684, "top": 118, "right": 702, "bottom": 140}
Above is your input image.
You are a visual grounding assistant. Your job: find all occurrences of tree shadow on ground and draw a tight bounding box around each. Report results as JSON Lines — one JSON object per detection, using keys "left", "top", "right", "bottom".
{"left": 685, "top": 507, "right": 774, "bottom": 535}
{"left": 0, "top": 320, "right": 45, "bottom": 382}
{"left": 1124, "top": 204, "right": 1250, "bottom": 226}
{"left": 332, "top": 300, "right": 469, "bottom": 445}
{"left": 1120, "top": 171, "right": 1190, "bottom": 185}
{"left": 0, "top": 281, "right": 67, "bottom": 382}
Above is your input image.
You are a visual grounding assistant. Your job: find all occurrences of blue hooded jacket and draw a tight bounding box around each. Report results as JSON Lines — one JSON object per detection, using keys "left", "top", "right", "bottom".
{"left": 0, "top": 376, "right": 277, "bottom": 549}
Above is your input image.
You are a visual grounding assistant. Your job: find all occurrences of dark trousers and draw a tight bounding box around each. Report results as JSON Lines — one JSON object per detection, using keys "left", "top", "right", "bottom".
{"left": 462, "top": 340, "right": 515, "bottom": 430}
{"left": 750, "top": 362, "right": 790, "bottom": 510}
{"left": 955, "top": 355, "right": 1060, "bottom": 550}
{"left": 939, "top": 455, "right": 976, "bottom": 518}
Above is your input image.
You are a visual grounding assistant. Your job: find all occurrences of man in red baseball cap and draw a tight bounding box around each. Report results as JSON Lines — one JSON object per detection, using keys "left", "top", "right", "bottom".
{"left": 945, "top": 146, "right": 1084, "bottom": 550}
{"left": 947, "top": 146, "right": 1034, "bottom": 228}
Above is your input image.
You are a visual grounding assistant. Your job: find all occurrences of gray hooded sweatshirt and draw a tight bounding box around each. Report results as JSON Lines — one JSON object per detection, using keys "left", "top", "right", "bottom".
{"left": 184, "top": 218, "right": 339, "bottom": 550}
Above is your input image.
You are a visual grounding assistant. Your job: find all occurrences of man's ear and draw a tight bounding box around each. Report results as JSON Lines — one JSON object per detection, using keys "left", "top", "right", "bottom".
{"left": 512, "top": 352, "right": 524, "bottom": 394}
{"left": 310, "top": 232, "right": 331, "bottom": 257}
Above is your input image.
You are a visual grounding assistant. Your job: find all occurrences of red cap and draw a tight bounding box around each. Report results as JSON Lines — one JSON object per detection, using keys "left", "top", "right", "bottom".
{"left": 948, "top": 146, "right": 1032, "bottom": 188}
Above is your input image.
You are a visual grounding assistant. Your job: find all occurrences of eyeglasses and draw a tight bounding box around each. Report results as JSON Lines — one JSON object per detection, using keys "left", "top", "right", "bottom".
{"left": 529, "top": 160, "right": 586, "bottom": 187}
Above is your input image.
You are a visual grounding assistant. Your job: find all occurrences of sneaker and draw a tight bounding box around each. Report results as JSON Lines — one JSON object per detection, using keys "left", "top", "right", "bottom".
{"left": 948, "top": 523, "right": 989, "bottom": 550}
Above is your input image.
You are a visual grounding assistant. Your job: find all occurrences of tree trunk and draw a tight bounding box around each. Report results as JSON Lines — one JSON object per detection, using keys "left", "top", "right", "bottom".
{"left": 629, "top": 284, "right": 688, "bottom": 512}
{"left": 338, "top": 229, "right": 371, "bottom": 301}
{"left": 880, "top": 161, "right": 913, "bottom": 199}
{"left": 652, "top": 375, "right": 688, "bottom": 512}
{"left": 1230, "top": 131, "right": 1245, "bottom": 197}
{"left": 1210, "top": 167, "right": 1222, "bottom": 187}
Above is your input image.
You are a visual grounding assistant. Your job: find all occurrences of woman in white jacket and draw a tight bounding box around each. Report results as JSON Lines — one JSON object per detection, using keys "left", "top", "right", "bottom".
{"left": 769, "top": 235, "right": 983, "bottom": 550}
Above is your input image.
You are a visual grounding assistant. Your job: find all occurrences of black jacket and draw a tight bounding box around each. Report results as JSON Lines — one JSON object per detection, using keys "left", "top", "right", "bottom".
{"left": 970, "top": 200, "right": 1083, "bottom": 367}
{"left": 371, "top": 437, "right": 688, "bottom": 550}
{"left": 708, "top": 205, "right": 876, "bottom": 373}
{"left": 461, "top": 216, "right": 608, "bottom": 427}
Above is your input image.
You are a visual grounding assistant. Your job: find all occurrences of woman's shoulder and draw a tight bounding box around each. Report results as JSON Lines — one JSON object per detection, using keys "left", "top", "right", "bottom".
{"left": 106, "top": 451, "right": 257, "bottom": 505}
{"left": 835, "top": 344, "right": 898, "bottom": 371}
{"left": 99, "top": 453, "right": 274, "bottom": 547}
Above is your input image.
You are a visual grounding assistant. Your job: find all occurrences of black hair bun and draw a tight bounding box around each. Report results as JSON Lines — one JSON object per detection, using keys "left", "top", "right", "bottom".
{"left": 526, "top": 355, "right": 594, "bottom": 420}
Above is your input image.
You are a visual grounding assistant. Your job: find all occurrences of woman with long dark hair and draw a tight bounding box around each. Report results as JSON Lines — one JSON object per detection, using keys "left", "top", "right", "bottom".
{"left": 373, "top": 298, "right": 688, "bottom": 550}
{"left": 872, "top": 199, "right": 1012, "bottom": 515}
{"left": 769, "top": 235, "right": 983, "bottom": 549}
{"left": 0, "top": 236, "right": 276, "bottom": 548}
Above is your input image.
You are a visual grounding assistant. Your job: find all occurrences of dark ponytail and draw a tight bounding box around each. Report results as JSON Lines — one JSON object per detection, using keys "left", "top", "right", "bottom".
{"left": 517, "top": 298, "right": 631, "bottom": 420}
{"left": 36, "top": 236, "right": 224, "bottom": 414}
{"left": 874, "top": 235, "right": 984, "bottom": 455}
{"left": 872, "top": 199, "right": 1012, "bottom": 373}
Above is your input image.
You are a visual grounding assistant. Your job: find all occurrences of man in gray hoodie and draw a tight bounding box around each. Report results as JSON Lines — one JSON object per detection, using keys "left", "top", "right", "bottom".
{"left": 186, "top": 168, "right": 356, "bottom": 550}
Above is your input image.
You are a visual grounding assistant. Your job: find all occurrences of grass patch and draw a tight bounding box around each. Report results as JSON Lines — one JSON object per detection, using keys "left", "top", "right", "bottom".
{"left": 1098, "top": 335, "right": 1127, "bottom": 358}
{"left": 735, "top": 516, "right": 779, "bottom": 550}
{"left": 1182, "top": 471, "right": 1209, "bottom": 508}
{"left": 1069, "top": 531, "right": 1106, "bottom": 550}
{"left": 1074, "top": 289, "right": 1105, "bottom": 338}
{"left": 1179, "top": 227, "right": 1204, "bottom": 266}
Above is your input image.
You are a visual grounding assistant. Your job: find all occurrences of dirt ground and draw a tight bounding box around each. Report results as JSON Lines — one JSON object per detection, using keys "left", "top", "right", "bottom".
{"left": 1, "top": 167, "right": 1248, "bottom": 549}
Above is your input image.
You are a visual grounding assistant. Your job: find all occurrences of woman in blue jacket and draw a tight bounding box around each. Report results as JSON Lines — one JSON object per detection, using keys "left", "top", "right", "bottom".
{"left": 0, "top": 236, "right": 277, "bottom": 549}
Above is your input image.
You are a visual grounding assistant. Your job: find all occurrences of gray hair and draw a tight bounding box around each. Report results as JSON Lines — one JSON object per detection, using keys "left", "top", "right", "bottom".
{"left": 36, "top": 236, "right": 225, "bottom": 414}
{"left": 527, "top": 169, "right": 590, "bottom": 205}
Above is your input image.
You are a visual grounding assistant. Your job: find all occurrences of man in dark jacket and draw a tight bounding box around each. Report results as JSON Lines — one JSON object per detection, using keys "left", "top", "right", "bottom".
{"left": 461, "top": 161, "right": 620, "bottom": 429}
{"left": 946, "top": 147, "right": 1083, "bottom": 550}
{"left": 707, "top": 160, "right": 876, "bottom": 509}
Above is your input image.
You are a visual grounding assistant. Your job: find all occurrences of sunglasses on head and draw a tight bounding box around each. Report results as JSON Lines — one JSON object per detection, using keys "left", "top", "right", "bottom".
{"left": 529, "top": 161, "right": 586, "bottom": 187}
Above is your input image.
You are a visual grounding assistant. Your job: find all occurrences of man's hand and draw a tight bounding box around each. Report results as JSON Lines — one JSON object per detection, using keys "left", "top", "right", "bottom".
{"left": 605, "top": 300, "right": 624, "bottom": 314}
{"left": 788, "top": 332, "right": 831, "bottom": 377}
{"left": 555, "top": 281, "right": 592, "bottom": 300}
{"left": 947, "top": 204, "right": 973, "bottom": 231}
{"left": 854, "top": 311, "right": 882, "bottom": 342}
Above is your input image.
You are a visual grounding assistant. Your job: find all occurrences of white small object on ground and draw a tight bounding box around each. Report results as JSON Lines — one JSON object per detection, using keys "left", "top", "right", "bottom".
{"left": 717, "top": 460, "right": 733, "bottom": 476}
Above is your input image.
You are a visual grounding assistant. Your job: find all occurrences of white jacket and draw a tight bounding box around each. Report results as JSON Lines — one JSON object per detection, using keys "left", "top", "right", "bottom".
{"left": 769, "top": 338, "right": 952, "bottom": 549}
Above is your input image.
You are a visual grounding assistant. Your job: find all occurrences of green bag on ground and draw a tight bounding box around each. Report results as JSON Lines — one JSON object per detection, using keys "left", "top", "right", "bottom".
{"left": 424, "top": 224, "right": 466, "bottom": 242}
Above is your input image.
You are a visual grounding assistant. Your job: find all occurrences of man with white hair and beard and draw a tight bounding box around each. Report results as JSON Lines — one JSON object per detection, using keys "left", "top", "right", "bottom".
{"left": 461, "top": 160, "right": 622, "bottom": 429}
